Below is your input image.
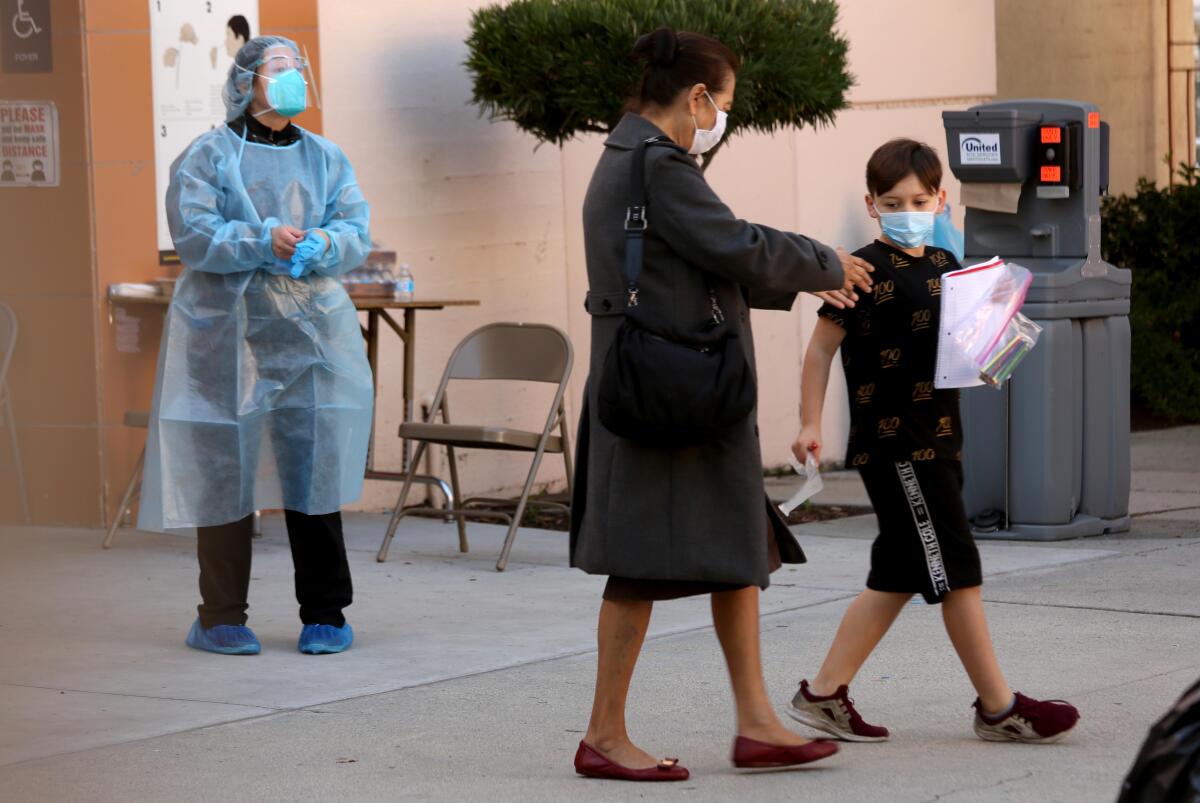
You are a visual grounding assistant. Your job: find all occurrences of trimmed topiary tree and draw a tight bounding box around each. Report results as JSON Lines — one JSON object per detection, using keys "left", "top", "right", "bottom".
{"left": 465, "top": 0, "right": 852, "bottom": 168}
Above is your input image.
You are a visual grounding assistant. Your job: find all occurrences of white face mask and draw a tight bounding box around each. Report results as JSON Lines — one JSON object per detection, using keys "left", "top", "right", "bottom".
{"left": 689, "top": 91, "right": 727, "bottom": 156}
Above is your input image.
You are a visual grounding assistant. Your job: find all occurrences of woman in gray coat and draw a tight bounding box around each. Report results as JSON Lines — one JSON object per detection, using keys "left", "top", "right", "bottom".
{"left": 570, "top": 27, "right": 874, "bottom": 780}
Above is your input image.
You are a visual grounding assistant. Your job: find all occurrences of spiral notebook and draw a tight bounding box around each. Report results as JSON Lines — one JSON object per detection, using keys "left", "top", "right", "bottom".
{"left": 934, "top": 256, "right": 1004, "bottom": 389}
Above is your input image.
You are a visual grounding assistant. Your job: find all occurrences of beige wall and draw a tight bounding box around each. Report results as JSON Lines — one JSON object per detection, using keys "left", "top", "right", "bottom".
{"left": 318, "top": 0, "right": 996, "bottom": 509}
{"left": 996, "top": 0, "right": 1197, "bottom": 194}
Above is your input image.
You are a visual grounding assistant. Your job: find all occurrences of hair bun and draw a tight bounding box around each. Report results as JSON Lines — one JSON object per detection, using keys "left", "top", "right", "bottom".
{"left": 633, "top": 26, "right": 678, "bottom": 68}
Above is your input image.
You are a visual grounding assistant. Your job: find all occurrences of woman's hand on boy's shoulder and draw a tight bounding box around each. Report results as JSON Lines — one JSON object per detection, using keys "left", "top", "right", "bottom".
{"left": 836, "top": 247, "right": 874, "bottom": 295}
{"left": 812, "top": 288, "right": 860, "bottom": 309}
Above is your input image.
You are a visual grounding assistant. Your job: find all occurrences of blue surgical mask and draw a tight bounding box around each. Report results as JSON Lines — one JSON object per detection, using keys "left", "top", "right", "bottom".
{"left": 260, "top": 69, "right": 308, "bottom": 118}
{"left": 876, "top": 208, "right": 936, "bottom": 248}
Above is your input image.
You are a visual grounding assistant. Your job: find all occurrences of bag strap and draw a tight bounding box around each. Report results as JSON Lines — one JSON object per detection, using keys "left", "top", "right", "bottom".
{"left": 624, "top": 135, "right": 681, "bottom": 306}
{"left": 623, "top": 136, "right": 725, "bottom": 324}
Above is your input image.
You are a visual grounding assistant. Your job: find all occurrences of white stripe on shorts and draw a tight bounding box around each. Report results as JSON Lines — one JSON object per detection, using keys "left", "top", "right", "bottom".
{"left": 895, "top": 461, "right": 951, "bottom": 596}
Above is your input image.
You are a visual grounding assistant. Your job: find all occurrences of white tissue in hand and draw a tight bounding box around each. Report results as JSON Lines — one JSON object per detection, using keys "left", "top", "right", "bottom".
{"left": 780, "top": 453, "right": 823, "bottom": 515}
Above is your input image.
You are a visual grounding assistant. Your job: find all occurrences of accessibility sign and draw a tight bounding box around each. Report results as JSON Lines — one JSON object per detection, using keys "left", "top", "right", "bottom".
{"left": 1, "top": 0, "right": 52, "bottom": 73}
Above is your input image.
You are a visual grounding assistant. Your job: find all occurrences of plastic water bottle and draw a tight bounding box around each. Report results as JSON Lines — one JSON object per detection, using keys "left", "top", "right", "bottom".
{"left": 394, "top": 264, "right": 414, "bottom": 302}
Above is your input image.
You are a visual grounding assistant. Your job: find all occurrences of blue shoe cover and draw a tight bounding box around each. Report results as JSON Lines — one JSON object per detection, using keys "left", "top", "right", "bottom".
{"left": 298, "top": 622, "right": 353, "bottom": 654}
{"left": 186, "top": 619, "right": 261, "bottom": 655}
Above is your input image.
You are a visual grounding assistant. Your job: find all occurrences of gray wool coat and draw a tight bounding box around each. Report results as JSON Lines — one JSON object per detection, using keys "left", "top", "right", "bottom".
{"left": 568, "top": 113, "right": 846, "bottom": 589}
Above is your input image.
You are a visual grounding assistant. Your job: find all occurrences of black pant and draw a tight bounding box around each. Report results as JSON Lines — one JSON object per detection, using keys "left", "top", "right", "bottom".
{"left": 196, "top": 510, "right": 353, "bottom": 629}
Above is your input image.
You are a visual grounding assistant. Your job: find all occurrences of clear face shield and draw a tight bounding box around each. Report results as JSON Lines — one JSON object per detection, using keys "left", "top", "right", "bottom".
{"left": 232, "top": 51, "right": 313, "bottom": 129}
{"left": 256, "top": 53, "right": 309, "bottom": 79}
{"left": 252, "top": 50, "right": 322, "bottom": 116}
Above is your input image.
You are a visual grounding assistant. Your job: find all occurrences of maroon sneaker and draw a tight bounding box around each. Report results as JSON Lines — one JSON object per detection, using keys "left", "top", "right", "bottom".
{"left": 786, "top": 679, "right": 890, "bottom": 742}
{"left": 973, "top": 692, "right": 1080, "bottom": 743}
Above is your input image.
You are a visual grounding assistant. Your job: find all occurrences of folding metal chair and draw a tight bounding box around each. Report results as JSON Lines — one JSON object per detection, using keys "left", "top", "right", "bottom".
{"left": 103, "top": 411, "right": 262, "bottom": 548}
{"left": 0, "top": 303, "right": 29, "bottom": 524}
{"left": 376, "top": 322, "right": 574, "bottom": 571}
{"left": 102, "top": 411, "right": 149, "bottom": 549}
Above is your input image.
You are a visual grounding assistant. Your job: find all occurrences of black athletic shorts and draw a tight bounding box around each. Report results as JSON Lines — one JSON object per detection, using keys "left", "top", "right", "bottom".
{"left": 858, "top": 458, "right": 982, "bottom": 605}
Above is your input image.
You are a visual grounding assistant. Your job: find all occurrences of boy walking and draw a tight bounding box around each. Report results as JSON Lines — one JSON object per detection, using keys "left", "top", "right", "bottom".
{"left": 788, "top": 139, "right": 1079, "bottom": 744}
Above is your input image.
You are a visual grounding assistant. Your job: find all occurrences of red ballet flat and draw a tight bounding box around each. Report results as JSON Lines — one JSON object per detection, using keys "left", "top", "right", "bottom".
{"left": 573, "top": 741, "right": 690, "bottom": 781}
{"left": 731, "top": 735, "right": 839, "bottom": 769}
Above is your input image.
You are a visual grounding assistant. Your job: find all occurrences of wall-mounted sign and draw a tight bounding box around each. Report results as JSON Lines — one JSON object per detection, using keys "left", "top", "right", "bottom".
{"left": 0, "top": 100, "right": 59, "bottom": 186}
{"left": 149, "top": 0, "right": 260, "bottom": 257}
{"left": 1, "top": 0, "right": 52, "bottom": 73}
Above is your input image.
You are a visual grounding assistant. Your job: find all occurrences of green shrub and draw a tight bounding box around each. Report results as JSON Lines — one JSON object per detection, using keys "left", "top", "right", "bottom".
{"left": 465, "top": 0, "right": 852, "bottom": 167}
{"left": 1101, "top": 164, "right": 1200, "bottom": 423}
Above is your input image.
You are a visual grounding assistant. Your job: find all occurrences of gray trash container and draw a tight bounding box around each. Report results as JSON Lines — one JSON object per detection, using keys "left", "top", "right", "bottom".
{"left": 942, "top": 99, "right": 1132, "bottom": 540}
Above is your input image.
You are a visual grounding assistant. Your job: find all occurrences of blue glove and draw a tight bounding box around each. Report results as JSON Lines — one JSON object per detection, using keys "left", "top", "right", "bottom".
{"left": 932, "top": 203, "right": 965, "bottom": 263}
{"left": 289, "top": 231, "right": 329, "bottom": 278}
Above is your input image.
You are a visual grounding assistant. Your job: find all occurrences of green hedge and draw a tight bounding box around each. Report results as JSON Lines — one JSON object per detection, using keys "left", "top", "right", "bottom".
{"left": 465, "top": 0, "right": 851, "bottom": 166}
{"left": 1101, "top": 164, "right": 1200, "bottom": 423}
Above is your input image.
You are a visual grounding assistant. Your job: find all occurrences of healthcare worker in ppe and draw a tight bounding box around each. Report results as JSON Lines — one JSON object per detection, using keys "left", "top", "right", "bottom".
{"left": 139, "top": 36, "right": 374, "bottom": 657}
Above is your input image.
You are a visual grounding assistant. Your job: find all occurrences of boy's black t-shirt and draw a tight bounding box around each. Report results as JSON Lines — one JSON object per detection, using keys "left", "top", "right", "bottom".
{"left": 818, "top": 240, "right": 963, "bottom": 467}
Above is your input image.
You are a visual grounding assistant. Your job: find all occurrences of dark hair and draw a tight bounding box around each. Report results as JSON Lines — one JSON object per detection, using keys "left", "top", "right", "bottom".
{"left": 631, "top": 26, "right": 739, "bottom": 108}
{"left": 866, "top": 138, "right": 943, "bottom": 196}
{"left": 227, "top": 15, "right": 251, "bottom": 42}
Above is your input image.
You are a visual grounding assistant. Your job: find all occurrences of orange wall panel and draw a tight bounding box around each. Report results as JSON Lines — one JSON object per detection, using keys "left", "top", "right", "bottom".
{"left": 0, "top": 0, "right": 100, "bottom": 526}
{"left": 85, "top": 34, "right": 154, "bottom": 166}
{"left": 261, "top": 0, "right": 322, "bottom": 134}
{"left": 83, "top": 0, "right": 158, "bottom": 528}
{"left": 84, "top": 1, "right": 149, "bottom": 32}
{"left": 22, "top": 424, "right": 104, "bottom": 525}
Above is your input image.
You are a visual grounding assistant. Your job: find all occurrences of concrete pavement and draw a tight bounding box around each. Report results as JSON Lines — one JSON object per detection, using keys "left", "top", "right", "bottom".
{"left": 0, "top": 426, "right": 1197, "bottom": 801}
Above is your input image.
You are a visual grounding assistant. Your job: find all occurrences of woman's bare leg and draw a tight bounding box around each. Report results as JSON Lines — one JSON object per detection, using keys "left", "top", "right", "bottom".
{"left": 584, "top": 598, "right": 658, "bottom": 767}
{"left": 809, "top": 590, "right": 911, "bottom": 695}
{"left": 711, "top": 586, "right": 809, "bottom": 744}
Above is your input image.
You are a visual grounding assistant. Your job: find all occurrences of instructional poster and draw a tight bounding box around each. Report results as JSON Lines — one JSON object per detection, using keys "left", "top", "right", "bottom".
{"left": 0, "top": 100, "right": 59, "bottom": 186}
{"left": 149, "top": 0, "right": 259, "bottom": 258}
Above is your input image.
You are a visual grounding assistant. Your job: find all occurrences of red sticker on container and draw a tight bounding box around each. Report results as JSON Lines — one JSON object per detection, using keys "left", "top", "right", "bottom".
{"left": 1041, "top": 127, "right": 1062, "bottom": 144}
{"left": 1040, "top": 165, "right": 1062, "bottom": 182}
{"left": 1088, "top": 112, "right": 1100, "bottom": 128}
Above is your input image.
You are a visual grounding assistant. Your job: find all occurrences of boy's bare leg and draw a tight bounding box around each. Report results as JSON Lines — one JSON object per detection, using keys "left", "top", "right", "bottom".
{"left": 711, "top": 586, "right": 812, "bottom": 745}
{"left": 810, "top": 589, "right": 911, "bottom": 696}
{"left": 584, "top": 598, "right": 658, "bottom": 768}
{"left": 941, "top": 586, "right": 1013, "bottom": 713}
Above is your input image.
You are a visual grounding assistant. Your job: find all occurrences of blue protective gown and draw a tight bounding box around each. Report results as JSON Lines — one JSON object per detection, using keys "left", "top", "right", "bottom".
{"left": 138, "top": 125, "right": 374, "bottom": 531}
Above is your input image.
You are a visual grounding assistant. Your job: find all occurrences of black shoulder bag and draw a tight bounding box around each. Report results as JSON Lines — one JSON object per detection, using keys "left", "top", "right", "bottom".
{"left": 596, "top": 136, "right": 756, "bottom": 448}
